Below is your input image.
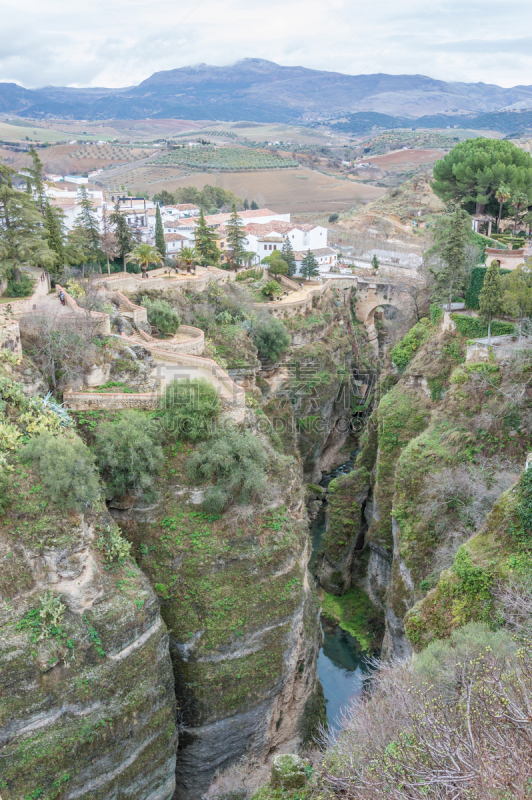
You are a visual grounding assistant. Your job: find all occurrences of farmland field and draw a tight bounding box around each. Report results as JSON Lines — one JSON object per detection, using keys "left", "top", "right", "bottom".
{"left": 153, "top": 145, "right": 299, "bottom": 171}
{"left": 121, "top": 167, "right": 386, "bottom": 214}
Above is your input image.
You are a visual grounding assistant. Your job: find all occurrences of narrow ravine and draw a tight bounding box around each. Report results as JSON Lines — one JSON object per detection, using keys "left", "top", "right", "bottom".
{"left": 309, "top": 461, "right": 375, "bottom": 731}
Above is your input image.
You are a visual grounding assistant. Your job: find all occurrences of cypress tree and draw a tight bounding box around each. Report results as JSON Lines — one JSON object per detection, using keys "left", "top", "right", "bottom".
{"left": 76, "top": 186, "right": 100, "bottom": 259}
{"left": 300, "top": 249, "right": 319, "bottom": 280}
{"left": 225, "top": 204, "right": 248, "bottom": 268}
{"left": 155, "top": 204, "right": 166, "bottom": 258}
{"left": 281, "top": 237, "right": 297, "bottom": 277}
{"left": 479, "top": 260, "right": 504, "bottom": 344}
{"left": 44, "top": 202, "right": 65, "bottom": 273}
{"left": 194, "top": 208, "right": 219, "bottom": 265}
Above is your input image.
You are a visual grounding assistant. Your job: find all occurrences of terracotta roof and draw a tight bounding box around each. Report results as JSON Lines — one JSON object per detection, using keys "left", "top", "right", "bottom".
{"left": 244, "top": 221, "right": 319, "bottom": 236}
{"left": 204, "top": 208, "right": 279, "bottom": 225}
{"left": 164, "top": 233, "right": 188, "bottom": 242}
{"left": 164, "top": 221, "right": 181, "bottom": 228}
{"left": 175, "top": 203, "right": 199, "bottom": 211}
{"left": 293, "top": 247, "right": 336, "bottom": 259}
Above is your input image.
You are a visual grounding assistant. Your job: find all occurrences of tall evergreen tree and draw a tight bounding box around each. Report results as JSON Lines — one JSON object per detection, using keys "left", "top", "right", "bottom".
{"left": 44, "top": 203, "right": 65, "bottom": 274}
{"left": 26, "top": 147, "right": 46, "bottom": 214}
{"left": 194, "top": 208, "right": 219, "bottom": 265}
{"left": 428, "top": 208, "right": 472, "bottom": 311}
{"left": 479, "top": 260, "right": 504, "bottom": 344}
{"left": 65, "top": 224, "right": 92, "bottom": 276}
{"left": 502, "top": 262, "right": 532, "bottom": 339}
{"left": 155, "top": 204, "right": 166, "bottom": 258}
{"left": 0, "top": 164, "right": 54, "bottom": 283}
{"left": 281, "top": 237, "right": 297, "bottom": 277}
{"left": 225, "top": 204, "right": 248, "bottom": 268}
{"left": 76, "top": 186, "right": 100, "bottom": 259}
{"left": 110, "top": 202, "right": 136, "bottom": 271}
{"left": 250, "top": 200, "right": 259, "bottom": 210}
{"left": 100, "top": 207, "right": 119, "bottom": 276}
{"left": 243, "top": 199, "right": 249, "bottom": 210}
{"left": 300, "top": 249, "right": 319, "bottom": 281}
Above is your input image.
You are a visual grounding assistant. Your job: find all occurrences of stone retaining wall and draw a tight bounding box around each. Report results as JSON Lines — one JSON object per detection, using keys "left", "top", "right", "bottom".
{"left": 122, "top": 325, "right": 205, "bottom": 357}
{"left": 55, "top": 285, "right": 111, "bottom": 335}
{"left": 0, "top": 317, "right": 22, "bottom": 357}
{"left": 94, "top": 267, "right": 233, "bottom": 294}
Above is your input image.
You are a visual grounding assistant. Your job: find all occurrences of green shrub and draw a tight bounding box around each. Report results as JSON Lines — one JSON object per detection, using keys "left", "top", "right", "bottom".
{"left": 160, "top": 377, "right": 221, "bottom": 442}
{"left": 465, "top": 266, "right": 511, "bottom": 309}
{"left": 93, "top": 410, "right": 164, "bottom": 499}
{"left": 429, "top": 303, "right": 443, "bottom": 325}
{"left": 20, "top": 432, "right": 100, "bottom": 510}
{"left": 390, "top": 318, "right": 432, "bottom": 372}
{"left": 140, "top": 296, "right": 180, "bottom": 335}
{"left": 252, "top": 316, "right": 290, "bottom": 362}
{"left": 6, "top": 274, "right": 35, "bottom": 297}
{"left": 261, "top": 280, "right": 283, "bottom": 298}
{"left": 450, "top": 313, "right": 514, "bottom": 338}
{"left": 186, "top": 426, "right": 270, "bottom": 513}
{"left": 235, "top": 267, "right": 262, "bottom": 282}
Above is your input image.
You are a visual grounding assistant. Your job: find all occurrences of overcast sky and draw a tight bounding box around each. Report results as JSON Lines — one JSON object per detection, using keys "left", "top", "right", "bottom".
{"left": 1, "top": 0, "right": 531, "bottom": 89}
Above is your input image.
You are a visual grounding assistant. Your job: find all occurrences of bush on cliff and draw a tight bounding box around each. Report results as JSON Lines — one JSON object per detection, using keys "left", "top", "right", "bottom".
{"left": 93, "top": 410, "right": 164, "bottom": 500}
{"left": 186, "top": 425, "right": 270, "bottom": 513}
{"left": 161, "top": 377, "right": 221, "bottom": 442}
{"left": 390, "top": 318, "right": 432, "bottom": 372}
{"left": 20, "top": 431, "right": 100, "bottom": 510}
{"left": 252, "top": 315, "right": 290, "bottom": 362}
{"left": 317, "top": 620, "right": 531, "bottom": 799}
{"left": 140, "top": 296, "right": 180, "bottom": 335}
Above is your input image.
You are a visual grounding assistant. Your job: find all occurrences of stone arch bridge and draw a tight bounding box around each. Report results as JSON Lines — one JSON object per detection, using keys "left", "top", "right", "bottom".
{"left": 331, "top": 273, "right": 423, "bottom": 350}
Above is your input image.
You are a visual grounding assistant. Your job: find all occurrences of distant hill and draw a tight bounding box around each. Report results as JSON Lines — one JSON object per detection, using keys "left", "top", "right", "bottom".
{"left": 2, "top": 60, "right": 532, "bottom": 128}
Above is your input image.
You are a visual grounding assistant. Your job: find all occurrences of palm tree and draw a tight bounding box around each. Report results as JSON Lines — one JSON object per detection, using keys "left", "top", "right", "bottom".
{"left": 126, "top": 243, "right": 163, "bottom": 278}
{"left": 180, "top": 245, "right": 198, "bottom": 273}
{"left": 495, "top": 183, "right": 512, "bottom": 232}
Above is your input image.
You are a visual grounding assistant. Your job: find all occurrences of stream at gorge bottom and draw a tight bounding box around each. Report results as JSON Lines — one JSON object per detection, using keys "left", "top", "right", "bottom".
{"left": 309, "top": 466, "right": 375, "bottom": 732}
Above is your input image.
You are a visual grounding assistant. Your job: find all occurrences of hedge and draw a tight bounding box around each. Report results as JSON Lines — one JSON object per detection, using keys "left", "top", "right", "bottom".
{"left": 465, "top": 266, "right": 511, "bottom": 309}
{"left": 450, "top": 313, "right": 515, "bottom": 338}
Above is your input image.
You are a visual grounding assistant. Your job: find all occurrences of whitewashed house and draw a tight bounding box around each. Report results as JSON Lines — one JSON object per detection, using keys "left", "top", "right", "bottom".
{"left": 164, "top": 233, "right": 188, "bottom": 257}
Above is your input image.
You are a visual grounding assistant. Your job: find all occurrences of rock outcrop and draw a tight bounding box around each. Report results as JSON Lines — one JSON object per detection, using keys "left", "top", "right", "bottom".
{"left": 110, "top": 444, "right": 321, "bottom": 798}
{"left": 0, "top": 485, "right": 177, "bottom": 800}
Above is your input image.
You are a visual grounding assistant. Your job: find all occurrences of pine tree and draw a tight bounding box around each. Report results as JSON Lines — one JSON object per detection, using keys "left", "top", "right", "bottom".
{"left": 225, "top": 204, "right": 248, "bottom": 269}
{"left": 44, "top": 202, "right": 65, "bottom": 274}
{"left": 194, "top": 208, "right": 219, "bottom": 265}
{"left": 281, "top": 237, "right": 297, "bottom": 277}
{"left": 155, "top": 204, "right": 166, "bottom": 258}
{"left": 479, "top": 260, "right": 504, "bottom": 344}
{"left": 300, "top": 249, "right": 319, "bottom": 281}
{"left": 250, "top": 200, "right": 259, "bottom": 210}
{"left": 372, "top": 254, "right": 379, "bottom": 270}
{"left": 0, "top": 164, "right": 54, "bottom": 283}
{"left": 110, "top": 202, "right": 135, "bottom": 271}
{"left": 100, "top": 207, "right": 119, "bottom": 275}
{"left": 502, "top": 262, "right": 532, "bottom": 338}
{"left": 26, "top": 147, "right": 46, "bottom": 214}
{"left": 76, "top": 186, "right": 100, "bottom": 260}
{"left": 428, "top": 208, "right": 472, "bottom": 310}
{"left": 65, "top": 224, "right": 92, "bottom": 275}
{"left": 243, "top": 199, "right": 249, "bottom": 210}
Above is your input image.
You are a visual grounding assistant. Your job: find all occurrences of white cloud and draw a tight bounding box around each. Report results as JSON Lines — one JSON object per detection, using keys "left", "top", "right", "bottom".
{"left": 0, "top": 0, "right": 531, "bottom": 89}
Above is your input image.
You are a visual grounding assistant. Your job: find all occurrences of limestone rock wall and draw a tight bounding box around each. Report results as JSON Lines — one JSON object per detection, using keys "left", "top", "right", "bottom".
{"left": 0, "top": 495, "right": 177, "bottom": 800}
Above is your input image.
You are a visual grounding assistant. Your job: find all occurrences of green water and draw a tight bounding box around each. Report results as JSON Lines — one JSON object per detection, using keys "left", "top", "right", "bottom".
{"left": 310, "top": 460, "right": 373, "bottom": 731}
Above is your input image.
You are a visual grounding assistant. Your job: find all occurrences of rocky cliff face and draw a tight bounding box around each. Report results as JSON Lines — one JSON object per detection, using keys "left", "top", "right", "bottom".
{"left": 314, "top": 324, "right": 530, "bottom": 659}
{"left": 109, "top": 436, "right": 321, "bottom": 799}
{"left": 0, "top": 481, "right": 177, "bottom": 800}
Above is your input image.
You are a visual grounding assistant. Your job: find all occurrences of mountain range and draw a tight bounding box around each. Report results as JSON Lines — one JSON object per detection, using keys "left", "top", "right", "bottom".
{"left": 2, "top": 59, "right": 532, "bottom": 127}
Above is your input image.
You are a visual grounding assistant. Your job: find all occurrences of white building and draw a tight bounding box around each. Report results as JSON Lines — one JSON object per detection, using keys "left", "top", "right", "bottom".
{"left": 204, "top": 208, "right": 290, "bottom": 227}
{"left": 164, "top": 233, "right": 188, "bottom": 257}
{"left": 45, "top": 186, "right": 106, "bottom": 231}
{"left": 243, "top": 221, "right": 330, "bottom": 264}
{"left": 294, "top": 248, "right": 337, "bottom": 275}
